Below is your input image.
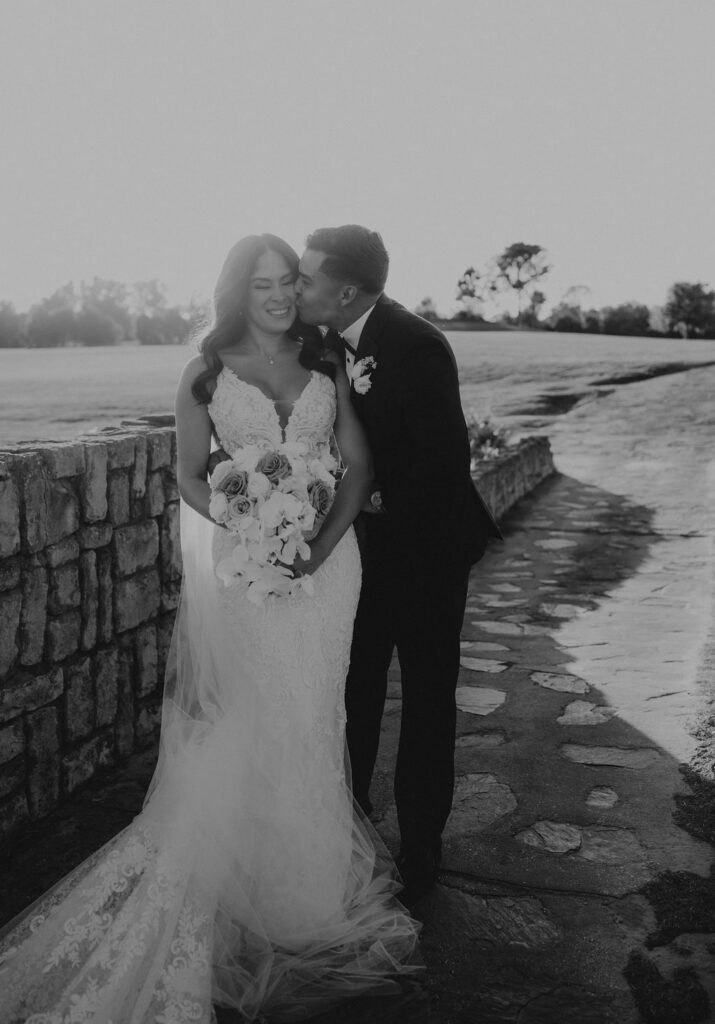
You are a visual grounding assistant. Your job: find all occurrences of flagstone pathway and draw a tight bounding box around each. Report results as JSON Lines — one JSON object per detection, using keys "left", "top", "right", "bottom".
{"left": 331, "top": 364, "right": 715, "bottom": 1023}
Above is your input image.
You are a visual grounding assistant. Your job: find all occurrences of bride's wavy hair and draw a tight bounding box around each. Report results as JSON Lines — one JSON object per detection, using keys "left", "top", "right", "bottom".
{"left": 191, "top": 234, "right": 334, "bottom": 405}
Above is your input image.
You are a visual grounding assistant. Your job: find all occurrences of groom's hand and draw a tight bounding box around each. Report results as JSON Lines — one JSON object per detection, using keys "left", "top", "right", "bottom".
{"left": 360, "top": 489, "right": 387, "bottom": 515}
{"left": 207, "top": 447, "right": 231, "bottom": 478}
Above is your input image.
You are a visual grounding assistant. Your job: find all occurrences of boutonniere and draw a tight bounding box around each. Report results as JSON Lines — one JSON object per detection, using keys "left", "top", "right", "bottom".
{"left": 351, "top": 356, "right": 376, "bottom": 395}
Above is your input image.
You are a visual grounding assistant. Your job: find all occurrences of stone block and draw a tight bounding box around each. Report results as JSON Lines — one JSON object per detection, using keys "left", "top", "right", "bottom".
{"left": 0, "top": 589, "right": 22, "bottom": 677}
{"left": 147, "top": 430, "right": 172, "bottom": 470}
{"left": 82, "top": 443, "right": 108, "bottom": 522}
{"left": 19, "top": 452, "right": 49, "bottom": 552}
{"left": 147, "top": 471, "right": 165, "bottom": 516}
{"left": 135, "top": 624, "right": 158, "bottom": 697}
{"left": 160, "top": 502, "right": 182, "bottom": 580}
{"left": 0, "top": 668, "right": 63, "bottom": 723}
{"left": 0, "top": 790, "right": 30, "bottom": 838}
{"left": 106, "top": 435, "right": 137, "bottom": 470}
{"left": 21, "top": 564, "right": 48, "bottom": 665}
{"left": 78, "top": 523, "right": 113, "bottom": 549}
{"left": 0, "top": 757, "right": 26, "bottom": 800}
{"left": 80, "top": 550, "right": 98, "bottom": 650}
{"left": 63, "top": 657, "right": 95, "bottom": 741}
{"left": 97, "top": 729, "right": 116, "bottom": 770}
{"left": 62, "top": 735, "right": 101, "bottom": 795}
{"left": 48, "top": 562, "right": 81, "bottom": 614}
{"left": 0, "top": 719, "right": 24, "bottom": 765}
{"left": 97, "top": 549, "right": 113, "bottom": 643}
{"left": 23, "top": 465, "right": 80, "bottom": 551}
{"left": 45, "top": 480, "right": 81, "bottom": 547}
{"left": 108, "top": 473, "right": 130, "bottom": 526}
{"left": 161, "top": 579, "right": 181, "bottom": 612}
{"left": 114, "top": 570, "right": 160, "bottom": 633}
{"left": 163, "top": 466, "right": 179, "bottom": 502}
{"left": 41, "top": 443, "right": 84, "bottom": 478}
{"left": 157, "top": 614, "right": 175, "bottom": 680}
{"left": 113, "top": 521, "right": 159, "bottom": 577}
{"left": 135, "top": 700, "right": 162, "bottom": 748}
{"left": 130, "top": 492, "right": 147, "bottom": 522}
{"left": 27, "top": 704, "right": 60, "bottom": 817}
{"left": 45, "top": 536, "right": 80, "bottom": 567}
{"left": 0, "top": 475, "right": 21, "bottom": 557}
{"left": 46, "top": 610, "right": 81, "bottom": 662}
{"left": 95, "top": 648, "right": 119, "bottom": 726}
{"left": 0, "top": 559, "right": 21, "bottom": 593}
{"left": 132, "top": 435, "right": 148, "bottom": 497}
{"left": 116, "top": 646, "right": 135, "bottom": 758}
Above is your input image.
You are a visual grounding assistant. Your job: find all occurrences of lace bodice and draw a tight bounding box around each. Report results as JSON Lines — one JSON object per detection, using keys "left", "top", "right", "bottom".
{"left": 209, "top": 368, "right": 337, "bottom": 455}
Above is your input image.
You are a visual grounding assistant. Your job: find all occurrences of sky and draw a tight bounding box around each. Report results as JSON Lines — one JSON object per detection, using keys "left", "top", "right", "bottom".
{"left": 1, "top": 0, "right": 713, "bottom": 318}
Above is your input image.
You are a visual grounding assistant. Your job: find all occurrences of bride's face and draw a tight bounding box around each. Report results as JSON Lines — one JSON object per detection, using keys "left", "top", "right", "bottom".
{"left": 244, "top": 249, "right": 296, "bottom": 334}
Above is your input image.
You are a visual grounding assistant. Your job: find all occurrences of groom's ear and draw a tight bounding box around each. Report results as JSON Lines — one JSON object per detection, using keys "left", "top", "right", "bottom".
{"left": 339, "top": 284, "right": 358, "bottom": 306}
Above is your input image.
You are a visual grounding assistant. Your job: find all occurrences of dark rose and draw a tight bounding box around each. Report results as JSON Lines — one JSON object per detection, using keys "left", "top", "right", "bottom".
{"left": 308, "top": 479, "right": 334, "bottom": 519}
{"left": 255, "top": 451, "right": 292, "bottom": 483}
{"left": 226, "top": 494, "right": 253, "bottom": 521}
{"left": 223, "top": 471, "right": 249, "bottom": 498}
{"left": 212, "top": 463, "right": 249, "bottom": 498}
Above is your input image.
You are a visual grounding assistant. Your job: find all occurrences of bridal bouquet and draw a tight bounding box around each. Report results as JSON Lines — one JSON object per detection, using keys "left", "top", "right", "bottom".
{"left": 209, "top": 441, "right": 337, "bottom": 604}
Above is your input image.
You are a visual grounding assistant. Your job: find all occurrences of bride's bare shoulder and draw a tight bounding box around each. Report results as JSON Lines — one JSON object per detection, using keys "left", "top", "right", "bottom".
{"left": 182, "top": 353, "right": 211, "bottom": 378}
{"left": 178, "top": 353, "right": 212, "bottom": 388}
{"left": 175, "top": 354, "right": 220, "bottom": 409}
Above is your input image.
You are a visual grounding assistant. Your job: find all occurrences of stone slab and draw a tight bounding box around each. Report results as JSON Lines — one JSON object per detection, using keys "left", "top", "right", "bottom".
{"left": 455, "top": 686, "right": 507, "bottom": 716}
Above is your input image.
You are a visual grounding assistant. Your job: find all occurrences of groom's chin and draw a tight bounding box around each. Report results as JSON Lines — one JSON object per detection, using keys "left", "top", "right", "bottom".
{"left": 295, "top": 307, "right": 317, "bottom": 327}
{"left": 295, "top": 311, "right": 320, "bottom": 328}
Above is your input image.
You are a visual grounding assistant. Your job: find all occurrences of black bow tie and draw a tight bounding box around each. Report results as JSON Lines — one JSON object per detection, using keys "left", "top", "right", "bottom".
{"left": 325, "top": 328, "right": 356, "bottom": 356}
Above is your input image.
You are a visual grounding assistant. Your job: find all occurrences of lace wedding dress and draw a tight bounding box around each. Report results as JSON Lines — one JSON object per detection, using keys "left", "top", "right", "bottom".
{"left": 0, "top": 368, "right": 419, "bottom": 1023}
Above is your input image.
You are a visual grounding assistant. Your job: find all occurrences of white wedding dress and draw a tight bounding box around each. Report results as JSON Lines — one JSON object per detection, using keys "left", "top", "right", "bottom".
{"left": 0, "top": 368, "right": 419, "bottom": 1023}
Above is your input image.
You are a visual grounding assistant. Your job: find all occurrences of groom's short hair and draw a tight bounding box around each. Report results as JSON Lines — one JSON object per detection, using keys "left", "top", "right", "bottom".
{"left": 306, "top": 225, "right": 389, "bottom": 294}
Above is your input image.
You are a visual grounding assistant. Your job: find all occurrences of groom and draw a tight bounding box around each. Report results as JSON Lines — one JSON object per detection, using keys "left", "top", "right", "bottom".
{"left": 296, "top": 225, "right": 501, "bottom": 902}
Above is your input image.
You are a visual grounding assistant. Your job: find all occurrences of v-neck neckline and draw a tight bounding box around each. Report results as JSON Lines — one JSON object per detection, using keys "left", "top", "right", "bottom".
{"left": 220, "top": 367, "right": 317, "bottom": 439}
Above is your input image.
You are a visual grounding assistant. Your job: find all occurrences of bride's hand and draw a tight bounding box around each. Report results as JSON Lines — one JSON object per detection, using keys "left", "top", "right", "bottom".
{"left": 291, "top": 543, "right": 328, "bottom": 577}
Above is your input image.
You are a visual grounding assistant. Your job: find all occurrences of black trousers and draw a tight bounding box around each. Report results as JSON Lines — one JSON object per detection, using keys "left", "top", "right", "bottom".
{"left": 345, "top": 514, "right": 470, "bottom": 850}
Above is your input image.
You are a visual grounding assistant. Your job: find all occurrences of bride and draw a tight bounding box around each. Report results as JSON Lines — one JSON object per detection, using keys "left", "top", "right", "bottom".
{"left": 0, "top": 234, "right": 419, "bottom": 1023}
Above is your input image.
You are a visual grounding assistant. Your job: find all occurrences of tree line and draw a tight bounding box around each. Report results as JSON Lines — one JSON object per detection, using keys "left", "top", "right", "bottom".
{"left": 3, "top": 251, "right": 714, "bottom": 347}
{"left": 0, "top": 279, "right": 209, "bottom": 348}
{"left": 414, "top": 242, "right": 715, "bottom": 339}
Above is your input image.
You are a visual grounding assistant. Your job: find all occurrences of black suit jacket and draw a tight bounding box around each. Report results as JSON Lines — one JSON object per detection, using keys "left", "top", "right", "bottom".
{"left": 346, "top": 294, "right": 502, "bottom": 571}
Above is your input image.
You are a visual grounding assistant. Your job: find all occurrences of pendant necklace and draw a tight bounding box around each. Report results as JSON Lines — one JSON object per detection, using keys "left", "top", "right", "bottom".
{"left": 256, "top": 343, "right": 279, "bottom": 366}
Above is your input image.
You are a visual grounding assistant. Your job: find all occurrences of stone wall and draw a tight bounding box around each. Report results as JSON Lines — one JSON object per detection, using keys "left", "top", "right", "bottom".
{"left": 0, "top": 427, "right": 180, "bottom": 841}
{"left": 472, "top": 436, "right": 555, "bottom": 521}
{"left": 0, "top": 429, "right": 554, "bottom": 840}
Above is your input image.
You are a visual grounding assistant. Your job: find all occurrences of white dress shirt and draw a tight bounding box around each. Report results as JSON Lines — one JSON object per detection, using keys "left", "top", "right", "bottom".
{"left": 341, "top": 303, "right": 377, "bottom": 376}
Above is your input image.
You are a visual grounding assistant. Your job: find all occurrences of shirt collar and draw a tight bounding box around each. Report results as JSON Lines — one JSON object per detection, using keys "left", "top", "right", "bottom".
{"left": 341, "top": 303, "right": 377, "bottom": 350}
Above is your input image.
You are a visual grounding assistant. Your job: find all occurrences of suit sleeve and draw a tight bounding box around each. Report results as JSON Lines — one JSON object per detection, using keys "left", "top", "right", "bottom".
{"left": 385, "top": 337, "right": 475, "bottom": 563}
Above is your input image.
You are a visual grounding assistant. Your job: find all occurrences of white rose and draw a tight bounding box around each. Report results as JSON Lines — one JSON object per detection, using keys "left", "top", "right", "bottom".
{"left": 231, "top": 446, "right": 262, "bottom": 472}
{"left": 210, "top": 460, "right": 235, "bottom": 489}
{"left": 353, "top": 374, "right": 372, "bottom": 395}
{"left": 247, "top": 472, "right": 272, "bottom": 499}
{"left": 208, "top": 491, "right": 228, "bottom": 523}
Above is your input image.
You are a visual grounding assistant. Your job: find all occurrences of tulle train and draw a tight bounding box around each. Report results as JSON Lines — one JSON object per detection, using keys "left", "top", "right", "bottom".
{"left": 0, "top": 511, "right": 420, "bottom": 1022}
